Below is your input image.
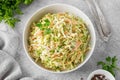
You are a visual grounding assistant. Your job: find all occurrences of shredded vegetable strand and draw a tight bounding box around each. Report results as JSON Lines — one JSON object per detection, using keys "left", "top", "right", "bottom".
{"left": 28, "top": 12, "right": 90, "bottom": 71}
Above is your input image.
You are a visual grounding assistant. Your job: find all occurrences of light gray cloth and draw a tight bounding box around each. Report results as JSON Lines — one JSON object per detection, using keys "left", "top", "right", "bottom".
{"left": 0, "top": 0, "right": 120, "bottom": 80}
{"left": 0, "top": 50, "right": 33, "bottom": 80}
{"left": 0, "top": 29, "right": 34, "bottom": 80}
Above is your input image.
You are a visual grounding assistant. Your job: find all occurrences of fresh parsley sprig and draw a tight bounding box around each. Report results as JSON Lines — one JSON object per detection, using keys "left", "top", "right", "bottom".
{"left": 36, "top": 19, "right": 52, "bottom": 35}
{"left": 97, "top": 56, "right": 120, "bottom": 76}
{"left": 0, "top": 0, "right": 33, "bottom": 28}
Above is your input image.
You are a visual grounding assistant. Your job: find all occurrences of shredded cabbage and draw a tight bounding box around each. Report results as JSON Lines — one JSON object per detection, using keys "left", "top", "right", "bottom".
{"left": 28, "top": 12, "right": 90, "bottom": 71}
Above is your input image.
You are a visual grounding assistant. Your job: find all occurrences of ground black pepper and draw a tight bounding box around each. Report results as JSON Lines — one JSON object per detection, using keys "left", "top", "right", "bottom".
{"left": 91, "top": 74, "right": 109, "bottom": 80}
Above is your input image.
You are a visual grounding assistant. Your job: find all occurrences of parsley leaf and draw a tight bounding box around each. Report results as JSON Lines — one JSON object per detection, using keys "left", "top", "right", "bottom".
{"left": 106, "top": 56, "right": 111, "bottom": 62}
{"left": 0, "top": 0, "right": 34, "bottom": 28}
{"left": 44, "top": 28, "right": 52, "bottom": 35}
{"left": 36, "top": 19, "right": 51, "bottom": 35}
{"left": 44, "top": 19, "right": 50, "bottom": 26}
{"left": 97, "top": 56, "right": 120, "bottom": 76}
{"left": 36, "top": 22, "right": 44, "bottom": 30}
{"left": 5, "top": 18, "right": 20, "bottom": 28}
{"left": 24, "top": 0, "right": 33, "bottom": 5}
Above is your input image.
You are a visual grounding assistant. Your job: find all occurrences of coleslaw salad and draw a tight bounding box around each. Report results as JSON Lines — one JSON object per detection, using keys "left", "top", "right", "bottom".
{"left": 28, "top": 12, "right": 91, "bottom": 71}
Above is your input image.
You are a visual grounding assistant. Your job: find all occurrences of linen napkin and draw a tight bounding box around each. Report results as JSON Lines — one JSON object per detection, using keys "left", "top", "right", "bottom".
{"left": 0, "top": 23, "right": 34, "bottom": 80}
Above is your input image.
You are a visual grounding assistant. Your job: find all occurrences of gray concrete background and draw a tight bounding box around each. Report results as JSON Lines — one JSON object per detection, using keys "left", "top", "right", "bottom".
{"left": 12, "top": 0, "right": 120, "bottom": 80}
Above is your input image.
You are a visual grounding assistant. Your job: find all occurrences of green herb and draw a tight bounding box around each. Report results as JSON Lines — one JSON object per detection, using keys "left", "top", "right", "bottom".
{"left": 36, "top": 22, "right": 44, "bottom": 30}
{"left": 36, "top": 23, "right": 42, "bottom": 27}
{"left": 24, "top": 0, "right": 33, "bottom": 5}
{"left": 0, "top": 0, "right": 34, "bottom": 28}
{"left": 36, "top": 19, "right": 51, "bottom": 35}
{"left": 97, "top": 56, "right": 120, "bottom": 76}
{"left": 44, "top": 28, "right": 52, "bottom": 35}
{"left": 44, "top": 19, "right": 50, "bottom": 26}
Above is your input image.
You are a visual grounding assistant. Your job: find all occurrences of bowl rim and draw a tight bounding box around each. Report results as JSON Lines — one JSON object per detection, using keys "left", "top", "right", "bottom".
{"left": 23, "top": 3, "right": 96, "bottom": 73}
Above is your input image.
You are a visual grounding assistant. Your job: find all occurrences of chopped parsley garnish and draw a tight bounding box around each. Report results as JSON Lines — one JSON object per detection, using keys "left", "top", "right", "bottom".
{"left": 44, "top": 19, "right": 50, "bottom": 26}
{"left": 44, "top": 28, "right": 52, "bottom": 35}
{"left": 36, "top": 19, "right": 51, "bottom": 35}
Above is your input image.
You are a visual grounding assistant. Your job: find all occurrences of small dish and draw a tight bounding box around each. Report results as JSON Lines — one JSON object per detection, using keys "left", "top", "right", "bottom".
{"left": 87, "top": 69, "right": 115, "bottom": 80}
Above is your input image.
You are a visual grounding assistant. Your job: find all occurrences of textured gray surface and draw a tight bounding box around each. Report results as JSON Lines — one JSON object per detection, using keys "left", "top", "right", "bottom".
{"left": 7, "top": 0, "right": 120, "bottom": 80}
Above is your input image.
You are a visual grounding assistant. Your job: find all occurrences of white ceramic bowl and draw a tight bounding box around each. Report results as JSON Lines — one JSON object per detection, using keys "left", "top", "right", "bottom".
{"left": 87, "top": 69, "right": 115, "bottom": 80}
{"left": 23, "top": 3, "right": 96, "bottom": 73}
